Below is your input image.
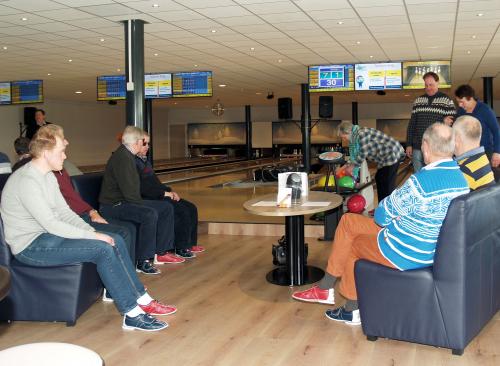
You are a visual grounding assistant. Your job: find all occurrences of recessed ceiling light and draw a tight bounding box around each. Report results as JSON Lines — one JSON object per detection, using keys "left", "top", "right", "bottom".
{"left": 68, "top": 59, "right": 72, "bottom": 62}
{"left": 250, "top": 47, "right": 255, "bottom": 51}
{"left": 47, "top": 73, "right": 51, "bottom": 76}
{"left": 477, "top": 13, "right": 484, "bottom": 17}
{"left": 116, "top": 68, "right": 121, "bottom": 72}
{"left": 467, "top": 50, "right": 471, "bottom": 54}
{"left": 404, "top": 94, "right": 410, "bottom": 97}
{"left": 211, "top": 29, "right": 217, "bottom": 33}
{"left": 194, "top": 64, "right": 198, "bottom": 67}
{"left": 100, "top": 38, "right": 105, "bottom": 42}
{"left": 278, "top": 59, "right": 282, "bottom": 63}
{"left": 369, "top": 55, "right": 373, "bottom": 58}
{"left": 337, "top": 21, "right": 344, "bottom": 25}
{"left": 2, "top": 46, "right": 7, "bottom": 50}
{"left": 21, "top": 17, "right": 28, "bottom": 21}
{"left": 75, "top": 91, "right": 83, "bottom": 94}
{"left": 356, "top": 41, "right": 361, "bottom": 45}
{"left": 256, "top": 92, "right": 262, "bottom": 95}
{"left": 218, "top": 84, "right": 227, "bottom": 87}
{"left": 152, "top": 3, "right": 159, "bottom": 8}
{"left": 154, "top": 53, "right": 158, "bottom": 56}
{"left": 471, "top": 35, "right": 477, "bottom": 39}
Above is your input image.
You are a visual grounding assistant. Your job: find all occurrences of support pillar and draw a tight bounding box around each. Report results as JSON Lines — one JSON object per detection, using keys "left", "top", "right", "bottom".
{"left": 300, "top": 83, "right": 311, "bottom": 173}
{"left": 245, "top": 105, "right": 252, "bottom": 160}
{"left": 483, "top": 77, "right": 494, "bottom": 110}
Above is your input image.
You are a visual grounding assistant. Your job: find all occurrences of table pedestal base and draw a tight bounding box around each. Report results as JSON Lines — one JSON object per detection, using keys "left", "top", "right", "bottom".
{"left": 266, "top": 265, "right": 324, "bottom": 286}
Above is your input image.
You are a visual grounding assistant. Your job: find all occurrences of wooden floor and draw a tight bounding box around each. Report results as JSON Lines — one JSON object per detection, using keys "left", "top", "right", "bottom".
{"left": 1, "top": 234, "right": 498, "bottom": 365}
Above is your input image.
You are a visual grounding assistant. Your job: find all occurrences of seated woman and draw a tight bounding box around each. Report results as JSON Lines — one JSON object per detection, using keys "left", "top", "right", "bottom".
{"left": 0, "top": 125, "right": 174, "bottom": 332}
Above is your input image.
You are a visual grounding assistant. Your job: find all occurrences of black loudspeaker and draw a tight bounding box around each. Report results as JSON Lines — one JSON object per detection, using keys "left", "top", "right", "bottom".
{"left": 24, "top": 106, "right": 37, "bottom": 126}
{"left": 319, "top": 96, "right": 333, "bottom": 118}
{"left": 278, "top": 97, "right": 293, "bottom": 120}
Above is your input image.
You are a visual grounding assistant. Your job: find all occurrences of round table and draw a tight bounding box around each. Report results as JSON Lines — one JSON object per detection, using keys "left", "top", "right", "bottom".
{"left": 0, "top": 342, "right": 103, "bottom": 365}
{"left": 244, "top": 191, "right": 342, "bottom": 286}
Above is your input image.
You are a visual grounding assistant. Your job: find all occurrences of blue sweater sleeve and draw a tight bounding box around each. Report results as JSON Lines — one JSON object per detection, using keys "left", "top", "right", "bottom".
{"left": 482, "top": 105, "right": 500, "bottom": 153}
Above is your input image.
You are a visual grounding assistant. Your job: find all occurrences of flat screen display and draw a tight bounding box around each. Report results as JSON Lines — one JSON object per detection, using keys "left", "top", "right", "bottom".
{"left": 145, "top": 73, "right": 172, "bottom": 99}
{"left": 97, "top": 75, "right": 126, "bottom": 101}
{"left": 0, "top": 82, "right": 11, "bottom": 105}
{"left": 403, "top": 61, "right": 451, "bottom": 89}
{"left": 172, "top": 71, "right": 213, "bottom": 97}
{"left": 309, "top": 64, "right": 354, "bottom": 92}
{"left": 354, "top": 63, "right": 402, "bottom": 90}
{"left": 11, "top": 80, "right": 43, "bottom": 104}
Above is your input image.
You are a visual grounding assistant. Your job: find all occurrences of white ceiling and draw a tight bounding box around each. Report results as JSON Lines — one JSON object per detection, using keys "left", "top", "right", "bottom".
{"left": 0, "top": 0, "right": 499, "bottom": 107}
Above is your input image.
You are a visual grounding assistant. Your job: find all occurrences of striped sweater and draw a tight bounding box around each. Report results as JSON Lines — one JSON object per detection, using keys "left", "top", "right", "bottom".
{"left": 406, "top": 92, "right": 456, "bottom": 149}
{"left": 375, "top": 159, "right": 469, "bottom": 270}
{"left": 456, "top": 146, "right": 495, "bottom": 191}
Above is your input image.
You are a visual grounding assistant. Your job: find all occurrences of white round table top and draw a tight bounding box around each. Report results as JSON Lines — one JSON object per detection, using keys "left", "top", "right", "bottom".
{"left": 0, "top": 342, "right": 103, "bottom": 366}
{"left": 243, "top": 191, "right": 343, "bottom": 217}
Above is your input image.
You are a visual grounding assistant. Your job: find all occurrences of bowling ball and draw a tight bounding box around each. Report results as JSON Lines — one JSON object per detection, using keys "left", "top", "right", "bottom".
{"left": 317, "top": 175, "right": 335, "bottom": 188}
{"left": 346, "top": 194, "right": 366, "bottom": 214}
{"left": 337, "top": 176, "right": 355, "bottom": 189}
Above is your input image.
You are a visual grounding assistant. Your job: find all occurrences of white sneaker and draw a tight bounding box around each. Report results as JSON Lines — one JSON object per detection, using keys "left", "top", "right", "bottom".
{"left": 102, "top": 288, "right": 114, "bottom": 303}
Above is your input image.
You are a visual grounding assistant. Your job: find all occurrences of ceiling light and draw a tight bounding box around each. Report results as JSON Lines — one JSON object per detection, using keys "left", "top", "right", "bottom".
{"left": 471, "top": 35, "right": 477, "bottom": 39}
{"left": 194, "top": 64, "right": 198, "bottom": 67}
{"left": 278, "top": 59, "right": 282, "bottom": 63}
{"left": 21, "top": 17, "right": 28, "bottom": 21}
{"left": 477, "top": 13, "right": 484, "bottom": 17}
{"left": 356, "top": 41, "right": 361, "bottom": 45}
{"left": 116, "top": 68, "right": 121, "bottom": 72}
{"left": 250, "top": 47, "right": 255, "bottom": 51}
{"left": 404, "top": 94, "right": 410, "bottom": 97}
{"left": 337, "top": 21, "right": 344, "bottom": 25}
{"left": 369, "top": 55, "right": 373, "bottom": 58}
{"left": 2, "top": 46, "right": 7, "bottom": 50}
{"left": 154, "top": 53, "right": 158, "bottom": 56}
{"left": 68, "top": 59, "right": 72, "bottom": 62}
{"left": 75, "top": 91, "right": 83, "bottom": 94}
{"left": 152, "top": 3, "right": 159, "bottom": 8}
{"left": 100, "top": 38, "right": 105, "bottom": 42}
{"left": 256, "top": 92, "right": 262, "bottom": 95}
{"left": 47, "top": 73, "right": 51, "bottom": 76}
{"left": 174, "top": 102, "right": 177, "bottom": 105}
{"left": 467, "top": 50, "right": 471, "bottom": 54}
{"left": 211, "top": 29, "right": 217, "bottom": 33}
{"left": 218, "top": 84, "right": 227, "bottom": 87}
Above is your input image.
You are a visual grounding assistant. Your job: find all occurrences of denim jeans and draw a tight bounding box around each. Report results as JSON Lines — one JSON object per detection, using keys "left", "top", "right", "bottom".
{"left": 412, "top": 149, "right": 425, "bottom": 172}
{"left": 15, "top": 232, "right": 145, "bottom": 314}
{"left": 100, "top": 200, "right": 174, "bottom": 261}
{"left": 80, "top": 213, "right": 136, "bottom": 263}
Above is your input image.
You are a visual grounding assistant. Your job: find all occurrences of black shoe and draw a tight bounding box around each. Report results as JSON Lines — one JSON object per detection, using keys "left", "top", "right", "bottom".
{"left": 136, "top": 260, "right": 161, "bottom": 275}
{"left": 175, "top": 248, "right": 196, "bottom": 259}
{"left": 122, "top": 313, "right": 168, "bottom": 332}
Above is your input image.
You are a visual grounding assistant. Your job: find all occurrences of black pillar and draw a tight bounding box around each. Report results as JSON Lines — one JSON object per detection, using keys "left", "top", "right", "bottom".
{"left": 483, "top": 77, "right": 494, "bottom": 110}
{"left": 124, "top": 19, "right": 146, "bottom": 128}
{"left": 301, "top": 83, "right": 311, "bottom": 173}
{"left": 245, "top": 105, "right": 252, "bottom": 160}
{"left": 145, "top": 99, "right": 153, "bottom": 167}
{"left": 352, "top": 101, "right": 359, "bottom": 125}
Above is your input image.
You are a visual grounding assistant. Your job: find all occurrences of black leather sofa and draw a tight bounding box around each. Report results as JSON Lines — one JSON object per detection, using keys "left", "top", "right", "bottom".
{"left": 0, "top": 216, "right": 103, "bottom": 326}
{"left": 355, "top": 184, "right": 500, "bottom": 355}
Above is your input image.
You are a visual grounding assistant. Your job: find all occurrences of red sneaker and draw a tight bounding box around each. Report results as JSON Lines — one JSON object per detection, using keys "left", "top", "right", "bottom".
{"left": 155, "top": 253, "right": 185, "bottom": 264}
{"left": 139, "top": 300, "right": 177, "bottom": 316}
{"left": 292, "top": 285, "right": 335, "bottom": 304}
{"left": 191, "top": 245, "right": 205, "bottom": 253}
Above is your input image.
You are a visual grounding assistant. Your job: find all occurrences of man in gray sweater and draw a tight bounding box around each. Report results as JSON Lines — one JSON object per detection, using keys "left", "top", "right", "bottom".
{"left": 0, "top": 125, "right": 175, "bottom": 331}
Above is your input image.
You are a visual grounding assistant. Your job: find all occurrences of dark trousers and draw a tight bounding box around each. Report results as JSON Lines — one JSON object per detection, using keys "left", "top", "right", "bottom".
{"left": 100, "top": 200, "right": 174, "bottom": 262}
{"left": 164, "top": 198, "right": 198, "bottom": 249}
{"left": 486, "top": 151, "right": 500, "bottom": 182}
{"left": 80, "top": 213, "right": 136, "bottom": 263}
{"left": 375, "top": 161, "right": 400, "bottom": 203}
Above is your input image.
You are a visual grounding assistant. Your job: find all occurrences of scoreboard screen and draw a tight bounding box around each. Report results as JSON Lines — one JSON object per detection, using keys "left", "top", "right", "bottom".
{"left": 309, "top": 64, "right": 354, "bottom": 92}
{"left": 97, "top": 75, "right": 126, "bottom": 101}
{"left": 11, "top": 80, "right": 43, "bottom": 104}
{"left": 172, "top": 71, "right": 212, "bottom": 97}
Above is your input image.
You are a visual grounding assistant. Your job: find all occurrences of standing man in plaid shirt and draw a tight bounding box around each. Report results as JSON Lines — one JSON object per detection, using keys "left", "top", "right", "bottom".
{"left": 338, "top": 121, "right": 405, "bottom": 203}
{"left": 406, "top": 72, "right": 456, "bottom": 172}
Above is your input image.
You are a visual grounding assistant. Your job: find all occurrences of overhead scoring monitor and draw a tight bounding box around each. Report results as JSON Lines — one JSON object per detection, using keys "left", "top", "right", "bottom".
{"left": 11, "top": 80, "right": 43, "bottom": 104}
{"left": 145, "top": 73, "right": 172, "bottom": 99}
{"left": 172, "top": 71, "right": 213, "bottom": 97}
{"left": 97, "top": 75, "right": 126, "bottom": 101}
{"left": 354, "top": 62, "right": 402, "bottom": 90}
{"left": 308, "top": 64, "right": 355, "bottom": 92}
{"left": 403, "top": 61, "right": 451, "bottom": 89}
{"left": 0, "top": 82, "right": 11, "bottom": 105}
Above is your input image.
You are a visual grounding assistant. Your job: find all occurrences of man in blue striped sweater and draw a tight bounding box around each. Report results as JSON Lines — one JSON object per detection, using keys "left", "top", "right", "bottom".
{"left": 293, "top": 123, "right": 469, "bottom": 325}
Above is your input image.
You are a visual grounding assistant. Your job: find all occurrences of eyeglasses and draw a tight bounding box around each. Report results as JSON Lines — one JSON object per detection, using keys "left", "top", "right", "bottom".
{"left": 141, "top": 139, "right": 150, "bottom": 146}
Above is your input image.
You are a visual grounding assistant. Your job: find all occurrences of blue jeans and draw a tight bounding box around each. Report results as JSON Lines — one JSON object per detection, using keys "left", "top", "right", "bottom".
{"left": 15, "top": 232, "right": 145, "bottom": 314}
{"left": 412, "top": 149, "right": 425, "bottom": 172}
{"left": 100, "top": 200, "right": 174, "bottom": 261}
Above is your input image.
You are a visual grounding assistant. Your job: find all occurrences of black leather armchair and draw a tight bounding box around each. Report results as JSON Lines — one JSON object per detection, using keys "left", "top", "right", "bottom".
{"left": 355, "top": 184, "right": 500, "bottom": 355}
{"left": 0, "top": 216, "right": 103, "bottom": 326}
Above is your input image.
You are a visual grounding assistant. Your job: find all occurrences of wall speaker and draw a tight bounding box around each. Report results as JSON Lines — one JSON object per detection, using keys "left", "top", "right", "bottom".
{"left": 278, "top": 97, "right": 293, "bottom": 120}
{"left": 24, "top": 106, "right": 37, "bottom": 126}
{"left": 319, "top": 96, "right": 333, "bottom": 119}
